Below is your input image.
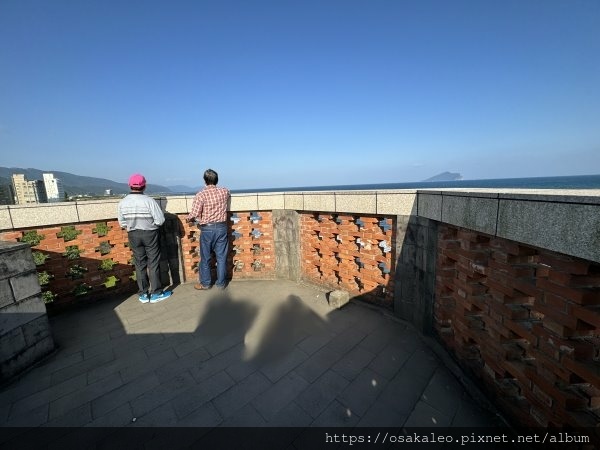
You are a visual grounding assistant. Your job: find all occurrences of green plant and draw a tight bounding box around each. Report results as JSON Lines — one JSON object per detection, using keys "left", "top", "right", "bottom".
{"left": 72, "top": 283, "right": 92, "bottom": 296}
{"left": 93, "top": 222, "right": 111, "bottom": 237}
{"left": 103, "top": 275, "right": 119, "bottom": 288}
{"left": 42, "top": 291, "right": 56, "bottom": 304}
{"left": 20, "top": 230, "right": 45, "bottom": 247}
{"left": 63, "top": 245, "right": 82, "bottom": 259}
{"left": 96, "top": 241, "right": 112, "bottom": 255}
{"left": 57, "top": 226, "right": 81, "bottom": 242}
{"left": 67, "top": 264, "right": 87, "bottom": 279}
{"left": 99, "top": 258, "right": 117, "bottom": 271}
{"left": 32, "top": 251, "right": 49, "bottom": 266}
{"left": 129, "top": 271, "right": 137, "bottom": 281}
{"left": 37, "top": 271, "right": 53, "bottom": 286}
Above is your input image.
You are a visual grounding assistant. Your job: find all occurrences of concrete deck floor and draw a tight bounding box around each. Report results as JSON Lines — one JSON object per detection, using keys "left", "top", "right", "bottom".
{"left": 1, "top": 279, "right": 508, "bottom": 448}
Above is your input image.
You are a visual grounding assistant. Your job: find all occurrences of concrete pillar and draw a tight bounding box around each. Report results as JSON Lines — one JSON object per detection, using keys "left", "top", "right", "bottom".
{"left": 272, "top": 210, "right": 301, "bottom": 281}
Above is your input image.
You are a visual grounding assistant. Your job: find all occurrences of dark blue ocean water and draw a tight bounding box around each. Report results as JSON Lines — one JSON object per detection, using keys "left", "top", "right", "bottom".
{"left": 230, "top": 174, "right": 600, "bottom": 194}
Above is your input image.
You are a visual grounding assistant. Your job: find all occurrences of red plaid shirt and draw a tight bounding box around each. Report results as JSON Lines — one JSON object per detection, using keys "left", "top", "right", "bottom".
{"left": 187, "top": 185, "right": 230, "bottom": 225}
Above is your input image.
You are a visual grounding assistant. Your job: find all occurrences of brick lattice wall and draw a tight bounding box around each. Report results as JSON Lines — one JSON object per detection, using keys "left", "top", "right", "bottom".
{"left": 179, "top": 211, "right": 276, "bottom": 283}
{"left": 435, "top": 224, "right": 600, "bottom": 428}
{"left": 1, "top": 211, "right": 277, "bottom": 310}
{"left": 1, "top": 221, "right": 137, "bottom": 310}
{"left": 300, "top": 212, "right": 395, "bottom": 307}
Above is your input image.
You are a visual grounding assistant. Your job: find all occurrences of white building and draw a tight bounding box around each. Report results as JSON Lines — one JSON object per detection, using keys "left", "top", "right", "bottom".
{"left": 42, "top": 173, "right": 65, "bottom": 202}
{"left": 11, "top": 174, "right": 47, "bottom": 204}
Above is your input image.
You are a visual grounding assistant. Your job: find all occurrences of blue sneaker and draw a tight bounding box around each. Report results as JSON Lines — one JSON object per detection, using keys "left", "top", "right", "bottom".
{"left": 138, "top": 293, "right": 150, "bottom": 303}
{"left": 150, "top": 291, "right": 172, "bottom": 303}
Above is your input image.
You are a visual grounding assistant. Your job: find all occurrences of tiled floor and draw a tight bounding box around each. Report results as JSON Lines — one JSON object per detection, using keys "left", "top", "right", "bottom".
{"left": 1, "top": 279, "right": 506, "bottom": 448}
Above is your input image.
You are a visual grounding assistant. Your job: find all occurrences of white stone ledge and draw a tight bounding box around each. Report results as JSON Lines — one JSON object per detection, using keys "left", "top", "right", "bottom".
{"left": 303, "top": 193, "right": 336, "bottom": 212}
{"left": 283, "top": 194, "right": 304, "bottom": 210}
{"left": 161, "top": 196, "right": 188, "bottom": 214}
{"left": 76, "top": 199, "right": 121, "bottom": 222}
{"left": 257, "top": 194, "right": 285, "bottom": 210}
{"left": 334, "top": 192, "right": 377, "bottom": 214}
{"left": 9, "top": 203, "right": 80, "bottom": 229}
{"left": 231, "top": 194, "right": 259, "bottom": 211}
{"left": 377, "top": 192, "right": 417, "bottom": 216}
{"left": 0, "top": 207, "right": 12, "bottom": 231}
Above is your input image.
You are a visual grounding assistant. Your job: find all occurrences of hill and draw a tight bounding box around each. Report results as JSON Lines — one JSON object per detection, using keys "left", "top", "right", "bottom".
{"left": 0, "top": 167, "right": 172, "bottom": 196}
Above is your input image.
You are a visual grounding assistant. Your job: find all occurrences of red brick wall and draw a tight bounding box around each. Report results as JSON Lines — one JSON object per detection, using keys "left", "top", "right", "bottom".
{"left": 436, "top": 224, "right": 600, "bottom": 428}
{"left": 300, "top": 212, "right": 395, "bottom": 307}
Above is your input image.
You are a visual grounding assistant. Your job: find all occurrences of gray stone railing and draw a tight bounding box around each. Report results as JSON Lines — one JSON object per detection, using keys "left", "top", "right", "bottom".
{"left": 2, "top": 188, "right": 599, "bottom": 263}
{"left": 0, "top": 241, "right": 55, "bottom": 382}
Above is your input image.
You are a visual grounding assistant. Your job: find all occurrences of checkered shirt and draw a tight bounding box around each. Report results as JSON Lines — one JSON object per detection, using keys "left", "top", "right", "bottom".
{"left": 188, "top": 185, "right": 230, "bottom": 225}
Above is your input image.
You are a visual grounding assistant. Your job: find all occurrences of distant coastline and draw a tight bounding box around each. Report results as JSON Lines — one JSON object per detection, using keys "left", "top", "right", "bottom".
{"left": 224, "top": 173, "right": 600, "bottom": 194}
{"left": 4, "top": 167, "right": 598, "bottom": 197}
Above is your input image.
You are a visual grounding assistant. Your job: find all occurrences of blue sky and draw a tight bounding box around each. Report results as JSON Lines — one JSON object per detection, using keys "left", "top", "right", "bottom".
{"left": 1, "top": 0, "right": 599, "bottom": 190}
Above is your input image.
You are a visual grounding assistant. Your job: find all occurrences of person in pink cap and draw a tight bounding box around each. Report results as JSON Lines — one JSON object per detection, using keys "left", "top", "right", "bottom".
{"left": 118, "top": 173, "right": 172, "bottom": 303}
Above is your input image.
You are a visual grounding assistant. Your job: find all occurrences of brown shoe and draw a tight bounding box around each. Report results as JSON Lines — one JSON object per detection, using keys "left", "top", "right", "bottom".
{"left": 194, "top": 283, "right": 211, "bottom": 290}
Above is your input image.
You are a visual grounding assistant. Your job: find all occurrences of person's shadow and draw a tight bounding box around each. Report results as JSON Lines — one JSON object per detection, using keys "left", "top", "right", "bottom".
{"left": 244, "top": 294, "right": 327, "bottom": 365}
{"left": 159, "top": 211, "right": 185, "bottom": 291}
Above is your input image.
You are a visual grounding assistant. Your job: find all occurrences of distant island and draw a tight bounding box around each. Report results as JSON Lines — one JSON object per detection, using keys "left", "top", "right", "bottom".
{"left": 422, "top": 172, "right": 463, "bottom": 182}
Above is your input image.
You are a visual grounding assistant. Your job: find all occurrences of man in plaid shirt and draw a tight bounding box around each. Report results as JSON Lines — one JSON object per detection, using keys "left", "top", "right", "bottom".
{"left": 187, "top": 169, "right": 231, "bottom": 290}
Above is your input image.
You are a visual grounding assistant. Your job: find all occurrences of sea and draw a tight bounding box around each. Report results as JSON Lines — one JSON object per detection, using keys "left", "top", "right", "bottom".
{"left": 227, "top": 174, "right": 600, "bottom": 194}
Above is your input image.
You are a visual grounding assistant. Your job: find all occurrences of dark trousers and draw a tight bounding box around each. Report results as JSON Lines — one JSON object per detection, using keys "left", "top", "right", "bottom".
{"left": 128, "top": 229, "right": 162, "bottom": 295}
